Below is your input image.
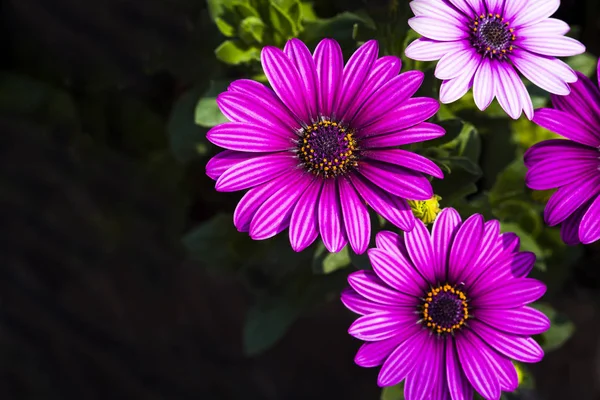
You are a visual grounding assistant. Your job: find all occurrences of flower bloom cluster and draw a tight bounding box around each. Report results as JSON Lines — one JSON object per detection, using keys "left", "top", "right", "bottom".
{"left": 202, "top": 0, "right": 592, "bottom": 396}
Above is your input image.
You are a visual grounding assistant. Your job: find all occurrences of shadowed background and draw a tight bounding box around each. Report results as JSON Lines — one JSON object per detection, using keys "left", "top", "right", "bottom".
{"left": 1, "top": 0, "right": 599, "bottom": 399}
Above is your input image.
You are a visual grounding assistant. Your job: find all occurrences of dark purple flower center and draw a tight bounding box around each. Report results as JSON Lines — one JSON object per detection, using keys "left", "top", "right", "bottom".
{"left": 297, "top": 120, "right": 359, "bottom": 178}
{"left": 422, "top": 284, "right": 469, "bottom": 334}
{"left": 470, "top": 13, "right": 516, "bottom": 59}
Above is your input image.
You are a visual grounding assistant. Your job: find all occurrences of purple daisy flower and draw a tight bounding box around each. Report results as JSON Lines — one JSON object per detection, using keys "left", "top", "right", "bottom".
{"left": 405, "top": 0, "right": 585, "bottom": 120}
{"left": 205, "top": 38, "right": 445, "bottom": 254}
{"left": 342, "top": 208, "right": 549, "bottom": 399}
{"left": 525, "top": 59, "right": 600, "bottom": 245}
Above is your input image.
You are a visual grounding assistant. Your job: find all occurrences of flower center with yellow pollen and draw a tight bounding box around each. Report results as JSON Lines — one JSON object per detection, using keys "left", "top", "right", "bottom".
{"left": 470, "top": 13, "right": 516, "bottom": 59}
{"left": 421, "top": 284, "right": 469, "bottom": 334}
{"left": 297, "top": 120, "right": 359, "bottom": 178}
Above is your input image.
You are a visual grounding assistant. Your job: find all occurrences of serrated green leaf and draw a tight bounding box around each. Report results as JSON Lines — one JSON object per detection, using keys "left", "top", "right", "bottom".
{"left": 531, "top": 303, "right": 575, "bottom": 352}
{"left": 239, "top": 16, "right": 266, "bottom": 44}
{"left": 194, "top": 79, "right": 230, "bottom": 128}
{"left": 300, "top": 12, "right": 370, "bottom": 50}
{"left": 215, "top": 39, "right": 260, "bottom": 65}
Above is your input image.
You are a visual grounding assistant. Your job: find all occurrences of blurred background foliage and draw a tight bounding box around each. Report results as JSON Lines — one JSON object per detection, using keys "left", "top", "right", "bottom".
{"left": 1, "top": 0, "right": 599, "bottom": 399}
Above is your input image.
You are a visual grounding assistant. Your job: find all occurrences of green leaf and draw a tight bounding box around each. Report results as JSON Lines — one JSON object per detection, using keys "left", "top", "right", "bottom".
{"left": 488, "top": 159, "right": 527, "bottom": 207}
{"left": 312, "top": 242, "right": 351, "bottom": 274}
{"left": 381, "top": 382, "right": 405, "bottom": 400}
{"left": 439, "top": 156, "right": 482, "bottom": 177}
{"left": 168, "top": 84, "right": 212, "bottom": 163}
{"left": 531, "top": 303, "right": 575, "bottom": 352}
{"left": 243, "top": 297, "right": 300, "bottom": 356}
{"left": 239, "top": 16, "right": 266, "bottom": 44}
{"left": 269, "top": 2, "right": 297, "bottom": 39}
{"left": 215, "top": 17, "right": 236, "bottom": 36}
{"left": 300, "top": 12, "right": 370, "bottom": 50}
{"left": 215, "top": 40, "right": 260, "bottom": 65}
{"left": 182, "top": 213, "right": 245, "bottom": 270}
{"left": 565, "top": 53, "right": 598, "bottom": 77}
{"left": 194, "top": 79, "right": 230, "bottom": 128}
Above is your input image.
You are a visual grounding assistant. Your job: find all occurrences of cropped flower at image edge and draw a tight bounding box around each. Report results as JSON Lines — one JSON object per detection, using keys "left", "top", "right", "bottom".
{"left": 206, "top": 38, "right": 445, "bottom": 254}
{"left": 525, "top": 58, "right": 600, "bottom": 245}
{"left": 342, "top": 208, "right": 549, "bottom": 399}
{"left": 405, "top": 0, "right": 585, "bottom": 119}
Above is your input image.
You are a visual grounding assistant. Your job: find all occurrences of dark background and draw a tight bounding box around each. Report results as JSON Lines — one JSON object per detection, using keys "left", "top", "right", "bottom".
{"left": 1, "top": 0, "right": 600, "bottom": 399}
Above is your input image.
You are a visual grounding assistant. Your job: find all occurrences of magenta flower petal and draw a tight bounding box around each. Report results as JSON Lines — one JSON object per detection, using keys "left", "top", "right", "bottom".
{"left": 533, "top": 108, "right": 600, "bottom": 147}
{"left": 473, "top": 57, "right": 495, "bottom": 111}
{"left": 350, "top": 174, "right": 415, "bottom": 232}
{"left": 336, "top": 40, "right": 378, "bottom": 118}
{"left": 518, "top": 36, "right": 585, "bottom": 57}
{"left": 348, "top": 311, "right": 416, "bottom": 341}
{"left": 456, "top": 330, "right": 500, "bottom": 400}
{"left": 364, "top": 149, "right": 444, "bottom": 179}
{"left": 362, "top": 122, "right": 445, "bottom": 148}
{"left": 510, "top": 0, "right": 559, "bottom": 28}
{"left": 431, "top": 207, "right": 462, "bottom": 282}
{"left": 476, "top": 306, "right": 551, "bottom": 335}
{"left": 474, "top": 278, "right": 546, "bottom": 309}
{"left": 439, "top": 60, "right": 479, "bottom": 104}
{"left": 435, "top": 48, "right": 478, "bottom": 80}
{"left": 318, "top": 179, "right": 347, "bottom": 252}
{"left": 368, "top": 248, "right": 425, "bottom": 296}
{"left": 233, "top": 171, "right": 296, "bottom": 231}
{"left": 283, "top": 38, "right": 319, "bottom": 122}
{"left": 551, "top": 72, "right": 600, "bottom": 129}
{"left": 377, "top": 331, "right": 426, "bottom": 387}
{"left": 544, "top": 175, "right": 600, "bottom": 226}
{"left": 227, "top": 79, "right": 301, "bottom": 130}
{"left": 352, "top": 71, "right": 425, "bottom": 128}
{"left": 448, "top": 214, "right": 484, "bottom": 283}
{"left": 526, "top": 157, "right": 600, "bottom": 190}
{"left": 446, "top": 339, "right": 473, "bottom": 400}
{"left": 347, "top": 270, "right": 413, "bottom": 306}
{"left": 580, "top": 195, "right": 600, "bottom": 244}
{"left": 406, "top": 0, "right": 584, "bottom": 119}
{"left": 249, "top": 175, "right": 312, "bottom": 240}
{"left": 469, "top": 320, "right": 544, "bottom": 363}
{"left": 405, "top": 38, "right": 467, "bottom": 61}
{"left": 261, "top": 46, "right": 310, "bottom": 122}
{"left": 205, "top": 150, "right": 255, "bottom": 180}
{"left": 338, "top": 177, "right": 370, "bottom": 254}
{"left": 358, "top": 162, "right": 434, "bottom": 201}
{"left": 340, "top": 56, "right": 402, "bottom": 122}
{"left": 408, "top": 16, "right": 468, "bottom": 41}
{"left": 524, "top": 139, "right": 596, "bottom": 168}
{"left": 207, "top": 122, "right": 293, "bottom": 152}
{"left": 314, "top": 39, "right": 343, "bottom": 117}
{"left": 404, "top": 219, "right": 437, "bottom": 284}
{"left": 207, "top": 38, "right": 441, "bottom": 251}
{"left": 354, "top": 335, "right": 405, "bottom": 368}
{"left": 404, "top": 337, "right": 442, "bottom": 400}
{"left": 288, "top": 179, "right": 322, "bottom": 252}
{"left": 560, "top": 205, "right": 588, "bottom": 245}
{"left": 341, "top": 288, "right": 401, "bottom": 316}
{"left": 342, "top": 208, "right": 549, "bottom": 398}
{"left": 215, "top": 153, "right": 296, "bottom": 192}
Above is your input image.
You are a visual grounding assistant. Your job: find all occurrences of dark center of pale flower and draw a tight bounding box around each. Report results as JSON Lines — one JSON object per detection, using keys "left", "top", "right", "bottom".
{"left": 421, "top": 284, "right": 469, "bottom": 334}
{"left": 470, "top": 13, "right": 516, "bottom": 59}
{"left": 297, "top": 120, "right": 359, "bottom": 178}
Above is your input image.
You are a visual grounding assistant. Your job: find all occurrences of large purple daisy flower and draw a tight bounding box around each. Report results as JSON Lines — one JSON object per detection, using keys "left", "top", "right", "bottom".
{"left": 206, "top": 38, "right": 445, "bottom": 254}
{"left": 524, "top": 59, "right": 600, "bottom": 245}
{"left": 342, "top": 208, "right": 549, "bottom": 399}
{"left": 405, "top": 0, "right": 585, "bottom": 120}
